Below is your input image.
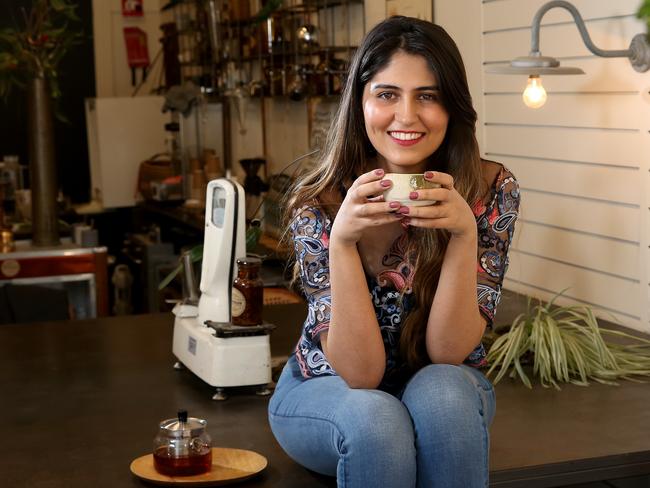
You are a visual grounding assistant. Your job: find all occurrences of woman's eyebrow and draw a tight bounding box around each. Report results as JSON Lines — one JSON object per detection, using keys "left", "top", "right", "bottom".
{"left": 370, "top": 83, "right": 439, "bottom": 91}
{"left": 370, "top": 83, "right": 401, "bottom": 91}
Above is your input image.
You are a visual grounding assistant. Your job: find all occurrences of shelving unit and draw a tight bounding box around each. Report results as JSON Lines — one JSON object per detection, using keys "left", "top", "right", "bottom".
{"left": 163, "top": 0, "right": 363, "bottom": 99}
{"left": 160, "top": 0, "right": 364, "bottom": 187}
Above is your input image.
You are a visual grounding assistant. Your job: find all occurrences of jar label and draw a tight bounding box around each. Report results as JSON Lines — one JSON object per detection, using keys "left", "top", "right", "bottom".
{"left": 231, "top": 288, "right": 246, "bottom": 317}
{"left": 1, "top": 259, "right": 20, "bottom": 278}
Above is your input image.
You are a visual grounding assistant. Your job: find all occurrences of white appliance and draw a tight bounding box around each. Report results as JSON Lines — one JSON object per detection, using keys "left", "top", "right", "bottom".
{"left": 171, "top": 178, "right": 273, "bottom": 400}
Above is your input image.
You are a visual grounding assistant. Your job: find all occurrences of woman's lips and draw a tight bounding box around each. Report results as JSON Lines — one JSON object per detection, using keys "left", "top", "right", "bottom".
{"left": 388, "top": 131, "right": 424, "bottom": 146}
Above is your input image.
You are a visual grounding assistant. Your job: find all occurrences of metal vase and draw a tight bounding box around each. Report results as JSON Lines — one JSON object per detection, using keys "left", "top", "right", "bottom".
{"left": 27, "top": 76, "right": 60, "bottom": 246}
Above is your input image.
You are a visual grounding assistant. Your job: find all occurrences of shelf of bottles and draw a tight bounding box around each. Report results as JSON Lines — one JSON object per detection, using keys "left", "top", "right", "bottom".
{"left": 161, "top": 0, "right": 364, "bottom": 100}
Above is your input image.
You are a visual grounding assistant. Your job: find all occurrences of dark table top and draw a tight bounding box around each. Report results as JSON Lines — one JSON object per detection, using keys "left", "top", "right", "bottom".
{"left": 3, "top": 298, "right": 650, "bottom": 488}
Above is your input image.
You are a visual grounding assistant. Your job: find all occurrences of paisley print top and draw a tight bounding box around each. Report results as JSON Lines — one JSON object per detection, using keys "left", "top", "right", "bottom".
{"left": 291, "top": 165, "right": 520, "bottom": 390}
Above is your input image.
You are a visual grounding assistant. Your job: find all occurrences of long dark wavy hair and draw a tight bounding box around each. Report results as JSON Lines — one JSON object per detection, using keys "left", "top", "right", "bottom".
{"left": 285, "top": 16, "right": 487, "bottom": 373}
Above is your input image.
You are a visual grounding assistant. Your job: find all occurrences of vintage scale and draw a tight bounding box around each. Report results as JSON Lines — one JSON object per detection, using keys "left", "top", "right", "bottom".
{"left": 172, "top": 178, "right": 274, "bottom": 400}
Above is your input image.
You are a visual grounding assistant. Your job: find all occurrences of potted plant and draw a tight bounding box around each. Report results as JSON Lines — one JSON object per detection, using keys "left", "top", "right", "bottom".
{"left": 485, "top": 292, "right": 650, "bottom": 389}
{"left": 0, "top": 0, "right": 83, "bottom": 246}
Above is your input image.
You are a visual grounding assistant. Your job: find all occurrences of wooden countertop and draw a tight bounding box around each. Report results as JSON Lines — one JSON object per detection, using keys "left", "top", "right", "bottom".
{"left": 2, "top": 299, "right": 650, "bottom": 487}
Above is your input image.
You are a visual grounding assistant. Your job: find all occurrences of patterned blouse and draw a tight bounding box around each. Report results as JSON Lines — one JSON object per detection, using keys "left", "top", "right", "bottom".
{"left": 291, "top": 165, "right": 520, "bottom": 391}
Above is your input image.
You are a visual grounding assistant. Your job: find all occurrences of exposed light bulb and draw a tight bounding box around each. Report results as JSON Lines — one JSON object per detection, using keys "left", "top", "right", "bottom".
{"left": 522, "top": 75, "right": 547, "bottom": 109}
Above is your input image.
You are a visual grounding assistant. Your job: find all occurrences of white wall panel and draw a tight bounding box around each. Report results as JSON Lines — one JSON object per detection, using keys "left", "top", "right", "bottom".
{"left": 502, "top": 279, "right": 645, "bottom": 332}
{"left": 519, "top": 190, "right": 639, "bottom": 243}
{"left": 485, "top": 125, "right": 643, "bottom": 168}
{"left": 506, "top": 251, "right": 640, "bottom": 317}
{"left": 498, "top": 156, "right": 640, "bottom": 205}
{"left": 511, "top": 222, "right": 639, "bottom": 280}
{"left": 485, "top": 93, "right": 644, "bottom": 130}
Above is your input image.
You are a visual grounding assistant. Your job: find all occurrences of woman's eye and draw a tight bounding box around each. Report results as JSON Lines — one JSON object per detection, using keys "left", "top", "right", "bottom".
{"left": 378, "top": 92, "right": 395, "bottom": 100}
{"left": 419, "top": 93, "right": 438, "bottom": 102}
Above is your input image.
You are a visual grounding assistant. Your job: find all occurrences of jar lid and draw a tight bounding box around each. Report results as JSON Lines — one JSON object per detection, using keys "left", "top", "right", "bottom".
{"left": 236, "top": 256, "right": 261, "bottom": 267}
{"left": 159, "top": 410, "right": 207, "bottom": 438}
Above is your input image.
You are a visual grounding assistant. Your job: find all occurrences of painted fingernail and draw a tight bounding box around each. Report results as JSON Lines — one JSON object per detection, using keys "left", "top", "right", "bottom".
{"left": 380, "top": 179, "right": 391, "bottom": 187}
{"left": 409, "top": 191, "right": 418, "bottom": 199}
{"left": 389, "top": 201, "right": 400, "bottom": 208}
{"left": 394, "top": 212, "right": 404, "bottom": 218}
{"left": 375, "top": 169, "right": 384, "bottom": 176}
{"left": 398, "top": 206, "right": 410, "bottom": 214}
{"left": 424, "top": 171, "right": 434, "bottom": 179}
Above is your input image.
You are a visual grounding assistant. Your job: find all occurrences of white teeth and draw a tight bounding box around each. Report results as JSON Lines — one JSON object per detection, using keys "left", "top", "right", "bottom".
{"left": 390, "top": 132, "right": 422, "bottom": 141}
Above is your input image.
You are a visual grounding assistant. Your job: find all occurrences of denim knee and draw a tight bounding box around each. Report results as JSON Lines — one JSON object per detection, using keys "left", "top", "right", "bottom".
{"left": 339, "top": 389, "right": 416, "bottom": 457}
{"left": 400, "top": 364, "right": 494, "bottom": 488}
{"left": 401, "top": 364, "right": 495, "bottom": 426}
{"left": 328, "top": 388, "right": 417, "bottom": 487}
{"left": 268, "top": 366, "right": 417, "bottom": 487}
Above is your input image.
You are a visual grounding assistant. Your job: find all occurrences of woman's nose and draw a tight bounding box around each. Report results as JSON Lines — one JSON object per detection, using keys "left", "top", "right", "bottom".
{"left": 395, "top": 98, "right": 418, "bottom": 125}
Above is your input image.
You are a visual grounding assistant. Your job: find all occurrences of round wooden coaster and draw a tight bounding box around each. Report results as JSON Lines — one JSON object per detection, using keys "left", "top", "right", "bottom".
{"left": 130, "top": 447, "right": 268, "bottom": 486}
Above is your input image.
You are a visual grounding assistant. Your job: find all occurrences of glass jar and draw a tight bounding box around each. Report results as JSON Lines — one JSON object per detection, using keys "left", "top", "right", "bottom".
{"left": 231, "top": 257, "right": 263, "bottom": 326}
{"left": 153, "top": 410, "right": 212, "bottom": 476}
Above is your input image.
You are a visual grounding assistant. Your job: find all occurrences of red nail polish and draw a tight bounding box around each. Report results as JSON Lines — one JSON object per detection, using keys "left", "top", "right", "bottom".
{"left": 375, "top": 169, "right": 384, "bottom": 176}
{"left": 409, "top": 191, "right": 418, "bottom": 199}
{"left": 381, "top": 180, "right": 391, "bottom": 187}
{"left": 389, "top": 201, "right": 400, "bottom": 208}
{"left": 424, "top": 171, "right": 434, "bottom": 179}
{"left": 399, "top": 206, "right": 410, "bottom": 214}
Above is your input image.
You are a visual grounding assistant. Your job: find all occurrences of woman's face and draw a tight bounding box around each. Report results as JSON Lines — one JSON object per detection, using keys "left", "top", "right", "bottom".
{"left": 362, "top": 51, "right": 449, "bottom": 174}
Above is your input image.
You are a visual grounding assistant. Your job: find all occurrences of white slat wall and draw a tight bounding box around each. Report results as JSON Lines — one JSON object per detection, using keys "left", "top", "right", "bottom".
{"left": 480, "top": 0, "right": 650, "bottom": 332}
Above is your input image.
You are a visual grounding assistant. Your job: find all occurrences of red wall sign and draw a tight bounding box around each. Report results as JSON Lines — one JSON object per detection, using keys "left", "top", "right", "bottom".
{"left": 123, "top": 27, "right": 150, "bottom": 68}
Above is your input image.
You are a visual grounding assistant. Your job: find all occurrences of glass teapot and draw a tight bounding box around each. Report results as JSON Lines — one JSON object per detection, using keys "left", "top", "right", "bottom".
{"left": 153, "top": 410, "right": 212, "bottom": 476}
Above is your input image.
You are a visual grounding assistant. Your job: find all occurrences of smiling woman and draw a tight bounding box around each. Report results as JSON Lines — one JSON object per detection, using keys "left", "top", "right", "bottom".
{"left": 268, "top": 15, "right": 520, "bottom": 488}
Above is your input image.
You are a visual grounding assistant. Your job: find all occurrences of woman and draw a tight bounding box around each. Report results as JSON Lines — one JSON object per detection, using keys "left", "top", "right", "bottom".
{"left": 268, "top": 16, "right": 520, "bottom": 488}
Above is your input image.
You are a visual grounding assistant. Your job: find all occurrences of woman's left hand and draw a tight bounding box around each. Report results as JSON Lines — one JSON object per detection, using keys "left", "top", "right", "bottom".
{"left": 399, "top": 170, "right": 477, "bottom": 239}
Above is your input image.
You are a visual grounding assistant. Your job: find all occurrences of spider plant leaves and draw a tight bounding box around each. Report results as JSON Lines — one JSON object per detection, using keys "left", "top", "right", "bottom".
{"left": 158, "top": 245, "right": 204, "bottom": 291}
{"left": 485, "top": 291, "right": 650, "bottom": 389}
{"left": 157, "top": 222, "right": 265, "bottom": 292}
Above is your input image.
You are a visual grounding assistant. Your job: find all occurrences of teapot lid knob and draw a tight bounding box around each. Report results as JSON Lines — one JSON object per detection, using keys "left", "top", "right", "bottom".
{"left": 178, "top": 410, "right": 188, "bottom": 423}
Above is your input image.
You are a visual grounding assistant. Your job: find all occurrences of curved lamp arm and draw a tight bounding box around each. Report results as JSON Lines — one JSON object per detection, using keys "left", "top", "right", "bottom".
{"left": 530, "top": 0, "right": 630, "bottom": 58}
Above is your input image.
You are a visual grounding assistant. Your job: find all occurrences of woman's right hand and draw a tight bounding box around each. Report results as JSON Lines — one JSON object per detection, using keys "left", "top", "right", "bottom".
{"left": 330, "top": 168, "right": 403, "bottom": 246}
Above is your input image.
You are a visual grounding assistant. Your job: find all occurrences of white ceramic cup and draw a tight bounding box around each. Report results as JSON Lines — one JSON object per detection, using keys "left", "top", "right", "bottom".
{"left": 382, "top": 173, "right": 440, "bottom": 207}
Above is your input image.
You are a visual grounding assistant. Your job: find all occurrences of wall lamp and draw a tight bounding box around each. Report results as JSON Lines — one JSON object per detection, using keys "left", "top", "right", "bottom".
{"left": 486, "top": 0, "right": 650, "bottom": 108}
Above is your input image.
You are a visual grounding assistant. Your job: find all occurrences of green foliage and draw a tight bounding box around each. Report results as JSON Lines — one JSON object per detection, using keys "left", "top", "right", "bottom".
{"left": 158, "top": 223, "right": 264, "bottom": 291}
{"left": 638, "top": 0, "right": 650, "bottom": 41}
{"left": 485, "top": 292, "right": 650, "bottom": 389}
{"left": 0, "top": 0, "right": 83, "bottom": 111}
{"left": 158, "top": 244, "right": 204, "bottom": 291}
{"left": 252, "top": 0, "right": 283, "bottom": 23}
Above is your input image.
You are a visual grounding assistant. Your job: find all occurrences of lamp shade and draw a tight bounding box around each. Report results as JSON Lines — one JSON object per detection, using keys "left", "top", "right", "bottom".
{"left": 486, "top": 55, "right": 585, "bottom": 75}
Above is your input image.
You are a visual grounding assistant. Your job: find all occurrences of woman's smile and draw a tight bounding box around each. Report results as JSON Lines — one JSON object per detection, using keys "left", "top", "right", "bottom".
{"left": 389, "top": 131, "right": 425, "bottom": 145}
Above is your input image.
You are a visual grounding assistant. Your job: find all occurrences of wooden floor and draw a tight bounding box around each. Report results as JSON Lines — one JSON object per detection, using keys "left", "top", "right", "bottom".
{"left": 2, "top": 290, "right": 650, "bottom": 487}
{"left": 570, "top": 476, "right": 650, "bottom": 487}
{"left": 487, "top": 291, "right": 650, "bottom": 488}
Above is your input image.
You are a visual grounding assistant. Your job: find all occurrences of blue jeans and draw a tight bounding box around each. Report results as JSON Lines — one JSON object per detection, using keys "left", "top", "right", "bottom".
{"left": 268, "top": 355, "right": 496, "bottom": 488}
